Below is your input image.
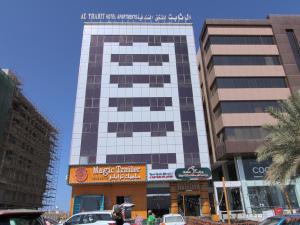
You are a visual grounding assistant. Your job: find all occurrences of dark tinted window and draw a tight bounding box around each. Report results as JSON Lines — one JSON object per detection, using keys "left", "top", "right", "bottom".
{"left": 204, "top": 35, "right": 274, "bottom": 52}
{"left": 218, "top": 127, "right": 267, "bottom": 142}
{"left": 107, "top": 122, "right": 174, "bottom": 137}
{"left": 207, "top": 55, "right": 281, "bottom": 71}
{"left": 0, "top": 217, "right": 43, "bottom": 225}
{"left": 286, "top": 29, "right": 300, "bottom": 72}
{"left": 94, "top": 214, "right": 113, "bottom": 221}
{"left": 109, "top": 97, "right": 172, "bottom": 111}
{"left": 211, "top": 77, "right": 286, "bottom": 91}
{"left": 214, "top": 101, "right": 280, "bottom": 117}
{"left": 66, "top": 215, "right": 82, "bottom": 225}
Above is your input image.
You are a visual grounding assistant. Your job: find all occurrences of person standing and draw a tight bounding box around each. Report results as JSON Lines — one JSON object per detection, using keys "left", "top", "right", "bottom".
{"left": 113, "top": 211, "right": 124, "bottom": 225}
{"left": 134, "top": 214, "right": 143, "bottom": 225}
{"left": 147, "top": 211, "right": 155, "bottom": 225}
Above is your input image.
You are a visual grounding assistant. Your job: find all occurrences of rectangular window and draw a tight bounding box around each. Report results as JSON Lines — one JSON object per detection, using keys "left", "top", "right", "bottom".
{"left": 107, "top": 122, "right": 174, "bottom": 137}
{"left": 108, "top": 97, "right": 172, "bottom": 111}
{"left": 207, "top": 55, "right": 280, "bottom": 71}
{"left": 204, "top": 35, "right": 275, "bottom": 52}
{"left": 217, "top": 127, "right": 267, "bottom": 142}
{"left": 210, "top": 77, "right": 286, "bottom": 95}
{"left": 110, "top": 75, "right": 170, "bottom": 88}
{"left": 286, "top": 29, "right": 300, "bottom": 72}
{"left": 111, "top": 54, "right": 169, "bottom": 64}
{"left": 248, "top": 186, "right": 279, "bottom": 214}
{"left": 214, "top": 100, "right": 280, "bottom": 117}
{"left": 106, "top": 153, "right": 176, "bottom": 165}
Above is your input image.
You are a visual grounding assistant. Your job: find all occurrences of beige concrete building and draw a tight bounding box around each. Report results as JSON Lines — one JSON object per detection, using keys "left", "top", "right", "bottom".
{"left": 198, "top": 15, "right": 300, "bottom": 217}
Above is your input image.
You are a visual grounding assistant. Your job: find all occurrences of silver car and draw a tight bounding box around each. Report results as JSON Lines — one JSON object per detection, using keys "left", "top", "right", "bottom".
{"left": 62, "top": 211, "right": 115, "bottom": 225}
{"left": 160, "top": 214, "right": 185, "bottom": 225}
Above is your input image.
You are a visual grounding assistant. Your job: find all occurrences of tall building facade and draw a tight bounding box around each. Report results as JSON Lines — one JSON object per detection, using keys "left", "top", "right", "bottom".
{"left": 0, "top": 69, "right": 58, "bottom": 209}
{"left": 198, "top": 15, "right": 300, "bottom": 216}
{"left": 68, "top": 21, "right": 211, "bottom": 217}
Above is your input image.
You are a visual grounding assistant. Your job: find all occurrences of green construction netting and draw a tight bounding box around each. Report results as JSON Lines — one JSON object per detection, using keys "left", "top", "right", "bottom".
{"left": 0, "top": 70, "right": 15, "bottom": 142}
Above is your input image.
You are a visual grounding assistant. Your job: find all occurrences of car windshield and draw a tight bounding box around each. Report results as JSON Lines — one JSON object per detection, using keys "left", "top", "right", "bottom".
{"left": 0, "top": 216, "right": 43, "bottom": 225}
{"left": 259, "top": 217, "right": 282, "bottom": 225}
{"left": 165, "top": 216, "right": 183, "bottom": 223}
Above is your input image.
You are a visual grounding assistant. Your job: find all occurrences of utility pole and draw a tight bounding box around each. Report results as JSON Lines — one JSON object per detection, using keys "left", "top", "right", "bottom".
{"left": 222, "top": 177, "right": 231, "bottom": 224}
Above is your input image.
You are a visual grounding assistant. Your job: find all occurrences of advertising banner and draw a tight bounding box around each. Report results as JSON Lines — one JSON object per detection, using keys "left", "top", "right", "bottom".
{"left": 242, "top": 158, "right": 271, "bottom": 180}
{"left": 147, "top": 169, "right": 176, "bottom": 181}
{"left": 175, "top": 166, "right": 211, "bottom": 180}
{"left": 68, "top": 164, "right": 146, "bottom": 184}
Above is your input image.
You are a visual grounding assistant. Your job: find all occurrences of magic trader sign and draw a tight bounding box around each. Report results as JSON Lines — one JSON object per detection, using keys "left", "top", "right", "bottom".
{"left": 80, "top": 13, "right": 192, "bottom": 23}
{"left": 68, "top": 164, "right": 147, "bottom": 184}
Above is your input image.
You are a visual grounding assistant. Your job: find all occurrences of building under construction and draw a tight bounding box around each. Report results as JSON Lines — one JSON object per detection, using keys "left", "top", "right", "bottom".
{"left": 0, "top": 68, "right": 59, "bottom": 209}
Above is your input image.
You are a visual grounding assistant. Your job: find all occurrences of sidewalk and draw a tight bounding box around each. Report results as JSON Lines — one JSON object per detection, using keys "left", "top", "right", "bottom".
{"left": 186, "top": 217, "right": 258, "bottom": 225}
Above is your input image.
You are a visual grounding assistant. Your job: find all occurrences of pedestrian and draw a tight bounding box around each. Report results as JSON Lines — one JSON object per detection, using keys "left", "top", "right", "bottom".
{"left": 134, "top": 214, "right": 143, "bottom": 225}
{"left": 147, "top": 210, "right": 155, "bottom": 225}
{"left": 113, "top": 211, "right": 124, "bottom": 225}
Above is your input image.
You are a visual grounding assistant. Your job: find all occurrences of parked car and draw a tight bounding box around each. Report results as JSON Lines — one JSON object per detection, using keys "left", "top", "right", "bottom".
{"left": 259, "top": 215, "right": 300, "bottom": 225}
{"left": 62, "top": 211, "right": 115, "bottom": 225}
{"left": 0, "top": 209, "right": 45, "bottom": 225}
{"left": 159, "top": 214, "right": 185, "bottom": 225}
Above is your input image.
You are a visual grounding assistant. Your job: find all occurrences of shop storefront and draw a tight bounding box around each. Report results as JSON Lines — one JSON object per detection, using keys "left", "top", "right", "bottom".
{"left": 175, "top": 181, "right": 210, "bottom": 216}
{"left": 68, "top": 164, "right": 148, "bottom": 218}
{"left": 147, "top": 167, "right": 212, "bottom": 217}
{"left": 68, "top": 165, "right": 212, "bottom": 218}
{"left": 213, "top": 157, "right": 300, "bottom": 217}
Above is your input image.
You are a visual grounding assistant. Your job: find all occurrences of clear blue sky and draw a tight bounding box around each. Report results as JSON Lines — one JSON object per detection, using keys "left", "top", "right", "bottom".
{"left": 0, "top": 0, "right": 299, "bottom": 212}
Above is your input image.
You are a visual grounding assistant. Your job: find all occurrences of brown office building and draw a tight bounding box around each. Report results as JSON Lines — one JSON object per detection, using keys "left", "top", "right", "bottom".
{"left": 198, "top": 15, "right": 300, "bottom": 216}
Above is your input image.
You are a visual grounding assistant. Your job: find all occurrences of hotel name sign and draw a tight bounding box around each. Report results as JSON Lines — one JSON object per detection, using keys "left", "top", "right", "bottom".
{"left": 68, "top": 164, "right": 146, "bottom": 184}
{"left": 80, "top": 13, "right": 192, "bottom": 23}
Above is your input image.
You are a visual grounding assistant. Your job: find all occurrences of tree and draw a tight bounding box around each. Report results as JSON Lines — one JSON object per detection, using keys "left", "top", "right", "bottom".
{"left": 257, "top": 92, "right": 300, "bottom": 184}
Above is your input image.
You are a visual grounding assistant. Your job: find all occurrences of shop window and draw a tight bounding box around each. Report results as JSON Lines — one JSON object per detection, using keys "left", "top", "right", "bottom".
{"left": 248, "top": 186, "right": 280, "bottom": 214}
{"left": 178, "top": 195, "right": 201, "bottom": 216}
{"left": 73, "top": 195, "right": 104, "bottom": 214}
{"left": 212, "top": 166, "right": 223, "bottom": 181}
{"left": 147, "top": 196, "right": 170, "bottom": 218}
{"left": 227, "top": 162, "right": 238, "bottom": 181}
{"left": 217, "top": 187, "right": 243, "bottom": 213}
{"left": 116, "top": 196, "right": 125, "bottom": 205}
{"left": 116, "top": 196, "right": 132, "bottom": 204}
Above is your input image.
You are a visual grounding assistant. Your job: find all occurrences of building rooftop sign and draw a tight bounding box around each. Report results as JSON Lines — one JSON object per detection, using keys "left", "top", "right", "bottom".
{"left": 81, "top": 13, "right": 192, "bottom": 23}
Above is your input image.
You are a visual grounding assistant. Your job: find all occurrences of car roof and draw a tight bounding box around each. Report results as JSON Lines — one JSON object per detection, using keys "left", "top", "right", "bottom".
{"left": 0, "top": 209, "right": 44, "bottom": 217}
{"left": 163, "top": 214, "right": 183, "bottom": 217}
{"left": 73, "top": 211, "right": 113, "bottom": 216}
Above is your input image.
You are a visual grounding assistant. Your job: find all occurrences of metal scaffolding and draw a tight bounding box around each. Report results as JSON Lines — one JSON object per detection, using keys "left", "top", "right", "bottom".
{"left": 0, "top": 69, "right": 59, "bottom": 210}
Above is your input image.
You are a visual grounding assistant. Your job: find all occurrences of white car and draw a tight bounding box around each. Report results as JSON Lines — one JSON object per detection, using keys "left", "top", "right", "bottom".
{"left": 160, "top": 214, "right": 186, "bottom": 225}
{"left": 62, "top": 211, "right": 115, "bottom": 225}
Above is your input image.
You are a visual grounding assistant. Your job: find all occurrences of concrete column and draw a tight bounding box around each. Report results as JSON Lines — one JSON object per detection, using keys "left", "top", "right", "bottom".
{"left": 292, "top": 178, "right": 300, "bottom": 209}
{"left": 170, "top": 182, "right": 178, "bottom": 214}
{"left": 235, "top": 157, "right": 252, "bottom": 214}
